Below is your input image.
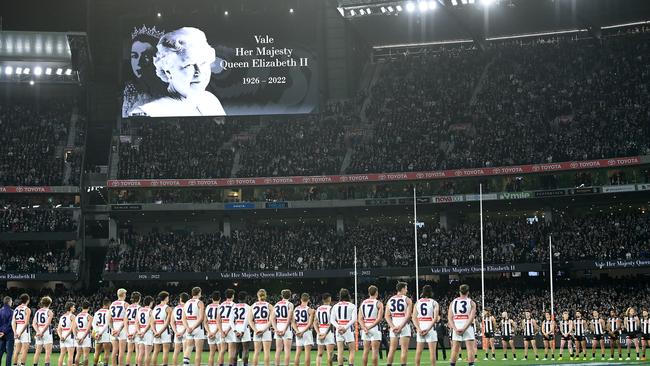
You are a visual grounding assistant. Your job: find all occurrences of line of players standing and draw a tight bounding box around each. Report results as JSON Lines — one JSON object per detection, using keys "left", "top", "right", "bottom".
{"left": 10, "top": 283, "right": 479, "bottom": 366}
{"left": 481, "top": 307, "right": 650, "bottom": 362}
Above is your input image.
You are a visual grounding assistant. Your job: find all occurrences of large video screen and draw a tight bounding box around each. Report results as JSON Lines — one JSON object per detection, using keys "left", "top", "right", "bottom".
{"left": 121, "top": 14, "right": 319, "bottom": 118}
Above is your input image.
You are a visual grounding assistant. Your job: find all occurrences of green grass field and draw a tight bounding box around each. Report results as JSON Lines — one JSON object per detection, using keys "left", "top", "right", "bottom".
{"left": 18, "top": 350, "right": 648, "bottom": 366}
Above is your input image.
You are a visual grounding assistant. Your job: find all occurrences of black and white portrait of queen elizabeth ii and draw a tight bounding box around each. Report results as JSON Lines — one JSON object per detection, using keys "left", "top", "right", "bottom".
{"left": 130, "top": 27, "right": 226, "bottom": 117}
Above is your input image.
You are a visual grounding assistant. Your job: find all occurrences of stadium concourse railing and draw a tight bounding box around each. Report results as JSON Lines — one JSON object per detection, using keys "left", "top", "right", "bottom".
{"left": 102, "top": 258, "right": 650, "bottom": 281}
{"left": 101, "top": 182, "right": 650, "bottom": 212}
{"left": 105, "top": 155, "right": 646, "bottom": 189}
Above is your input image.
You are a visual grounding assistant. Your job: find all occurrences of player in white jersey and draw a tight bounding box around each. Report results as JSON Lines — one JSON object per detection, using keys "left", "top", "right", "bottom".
{"left": 76, "top": 301, "right": 94, "bottom": 366}
{"left": 331, "top": 288, "right": 357, "bottom": 366}
{"left": 521, "top": 310, "right": 539, "bottom": 361}
{"left": 481, "top": 309, "right": 496, "bottom": 361}
{"left": 541, "top": 311, "right": 556, "bottom": 360}
{"left": 248, "top": 289, "right": 274, "bottom": 366}
{"left": 448, "top": 284, "right": 477, "bottom": 366}
{"left": 204, "top": 291, "right": 221, "bottom": 366}
{"left": 590, "top": 310, "right": 606, "bottom": 360}
{"left": 272, "top": 289, "right": 294, "bottom": 366}
{"left": 359, "top": 285, "right": 383, "bottom": 366}
{"left": 314, "top": 293, "right": 335, "bottom": 366}
{"left": 32, "top": 296, "right": 54, "bottom": 366}
{"left": 109, "top": 288, "right": 129, "bottom": 366}
{"left": 11, "top": 293, "right": 31, "bottom": 366}
{"left": 624, "top": 307, "right": 641, "bottom": 360}
{"left": 231, "top": 292, "right": 252, "bottom": 366}
{"left": 93, "top": 299, "right": 112, "bottom": 366}
{"left": 412, "top": 285, "right": 440, "bottom": 366}
{"left": 218, "top": 289, "right": 236, "bottom": 366}
{"left": 151, "top": 292, "right": 173, "bottom": 366}
{"left": 385, "top": 282, "right": 412, "bottom": 366}
{"left": 182, "top": 287, "right": 205, "bottom": 366}
{"left": 171, "top": 293, "right": 189, "bottom": 366}
{"left": 136, "top": 296, "right": 154, "bottom": 366}
{"left": 292, "top": 293, "right": 314, "bottom": 366}
{"left": 500, "top": 311, "right": 517, "bottom": 361}
{"left": 58, "top": 302, "right": 77, "bottom": 366}
{"left": 125, "top": 292, "right": 142, "bottom": 366}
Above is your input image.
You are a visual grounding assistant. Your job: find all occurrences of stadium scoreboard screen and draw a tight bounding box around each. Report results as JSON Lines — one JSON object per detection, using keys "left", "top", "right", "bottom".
{"left": 121, "top": 12, "right": 319, "bottom": 118}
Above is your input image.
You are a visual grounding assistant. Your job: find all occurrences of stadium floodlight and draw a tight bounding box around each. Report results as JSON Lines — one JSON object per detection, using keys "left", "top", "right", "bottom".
{"left": 224, "top": 10, "right": 229, "bottom": 15}
{"left": 396, "top": 5, "right": 403, "bottom": 11}
{"left": 16, "top": 67, "right": 23, "bottom": 75}
{"left": 451, "top": 0, "right": 458, "bottom": 5}
{"left": 387, "top": 6, "right": 394, "bottom": 12}
{"left": 418, "top": 1, "right": 428, "bottom": 12}
{"left": 289, "top": 8, "right": 294, "bottom": 13}
{"left": 350, "top": 9, "right": 356, "bottom": 16}
{"left": 360, "top": 9, "right": 366, "bottom": 15}
{"left": 34, "top": 66, "right": 42, "bottom": 75}
{"left": 65, "top": 68, "right": 72, "bottom": 76}
{"left": 56, "top": 68, "right": 63, "bottom": 75}
{"left": 469, "top": 0, "right": 475, "bottom": 3}
{"left": 406, "top": 2, "right": 415, "bottom": 12}
{"left": 429, "top": 0, "right": 438, "bottom": 9}
{"left": 29, "top": 80, "right": 34, "bottom": 85}
{"left": 480, "top": 0, "right": 495, "bottom": 6}
{"left": 45, "top": 67, "right": 52, "bottom": 75}
{"left": 23, "top": 67, "right": 30, "bottom": 75}
{"left": 366, "top": 7, "right": 371, "bottom": 14}
{"left": 381, "top": 6, "right": 386, "bottom": 13}
{"left": 461, "top": 0, "right": 468, "bottom": 4}
{"left": 157, "top": 12, "right": 162, "bottom": 17}
{"left": 337, "top": 7, "right": 345, "bottom": 16}
{"left": 4, "top": 66, "right": 13, "bottom": 75}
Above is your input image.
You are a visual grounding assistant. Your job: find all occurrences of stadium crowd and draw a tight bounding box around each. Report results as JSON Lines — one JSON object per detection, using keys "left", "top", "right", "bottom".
{"left": 0, "top": 244, "right": 76, "bottom": 273}
{"left": 0, "top": 208, "right": 77, "bottom": 232}
{"left": 104, "top": 212, "right": 650, "bottom": 273}
{"left": 0, "top": 102, "right": 76, "bottom": 186}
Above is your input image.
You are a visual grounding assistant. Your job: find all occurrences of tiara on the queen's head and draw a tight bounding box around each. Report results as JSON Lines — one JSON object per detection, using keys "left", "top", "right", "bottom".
{"left": 131, "top": 25, "right": 166, "bottom": 40}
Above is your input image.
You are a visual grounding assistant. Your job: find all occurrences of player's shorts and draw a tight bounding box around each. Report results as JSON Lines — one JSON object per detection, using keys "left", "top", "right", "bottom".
{"left": 335, "top": 329, "right": 354, "bottom": 344}
{"left": 153, "top": 329, "right": 172, "bottom": 344}
{"left": 451, "top": 326, "right": 475, "bottom": 342}
{"left": 253, "top": 329, "right": 272, "bottom": 342}
{"left": 593, "top": 334, "right": 604, "bottom": 341}
{"left": 561, "top": 335, "right": 573, "bottom": 341}
{"left": 138, "top": 331, "right": 154, "bottom": 346}
{"left": 361, "top": 326, "right": 382, "bottom": 342}
{"left": 295, "top": 331, "right": 314, "bottom": 347}
{"left": 483, "top": 332, "right": 494, "bottom": 339}
{"left": 185, "top": 326, "right": 206, "bottom": 341}
{"left": 206, "top": 331, "right": 221, "bottom": 345}
{"left": 543, "top": 334, "right": 555, "bottom": 341}
{"left": 15, "top": 330, "right": 31, "bottom": 344}
{"left": 174, "top": 333, "right": 185, "bottom": 345}
{"left": 316, "top": 332, "right": 335, "bottom": 346}
{"left": 501, "top": 335, "right": 512, "bottom": 342}
{"left": 77, "top": 336, "right": 92, "bottom": 348}
{"left": 34, "top": 332, "right": 53, "bottom": 346}
{"left": 389, "top": 325, "right": 411, "bottom": 338}
{"left": 608, "top": 331, "right": 620, "bottom": 340}
{"left": 235, "top": 329, "right": 251, "bottom": 343}
{"left": 60, "top": 336, "right": 75, "bottom": 349}
{"left": 416, "top": 329, "right": 438, "bottom": 343}
{"left": 275, "top": 328, "right": 293, "bottom": 340}
{"left": 96, "top": 331, "right": 112, "bottom": 344}
{"left": 224, "top": 329, "right": 238, "bottom": 343}
{"left": 524, "top": 335, "right": 536, "bottom": 341}
{"left": 111, "top": 326, "right": 127, "bottom": 341}
{"left": 626, "top": 331, "right": 640, "bottom": 339}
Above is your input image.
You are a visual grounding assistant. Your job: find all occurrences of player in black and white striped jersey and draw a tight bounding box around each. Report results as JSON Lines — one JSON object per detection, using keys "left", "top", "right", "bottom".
{"left": 607, "top": 309, "right": 623, "bottom": 361}
{"left": 573, "top": 311, "right": 588, "bottom": 360}
{"left": 500, "top": 312, "right": 516, "bottom": 361}
{"left": 590, "top": 310, "right": 606, "bottom": 361}
{"left": 480, "top": 309, "right": 496, "bottom": 361}
{"left": 557, "top": 311, "right": 574, "bottom": 361}
{"left": 641, "top": 310, "right": 650, "bottom": 361}
{"left": 624, "top": 307, "right": 641, "bottom": 361}
{"left": 541, "top": 312, "right": 555, "bottom": 361}
{"left": 521, "top": 311, "right": 539, "bottom": 361}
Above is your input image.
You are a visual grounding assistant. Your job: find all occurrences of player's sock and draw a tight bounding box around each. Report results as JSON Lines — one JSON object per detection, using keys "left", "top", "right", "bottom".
{"left": 46, "top": 363, "right": 50, "bottom": 366}
{"left": 449, "top": 363, "right": 455, "bottom": 366}
{"left": 468, "top": 363, "right": 475, "bottom": 366}
{"left": 183, "top": 358, "right": 190, "bottom": 366}
{"left": 492, "top": 353, "right": 495, "bottom": 359}
{"left": 503, "top": 354, "right": 507, "bottom": 359}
